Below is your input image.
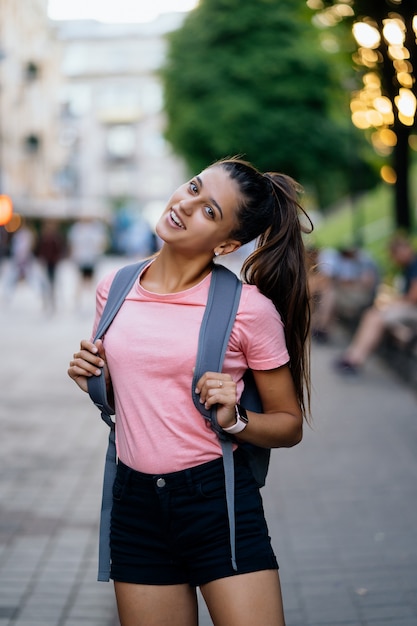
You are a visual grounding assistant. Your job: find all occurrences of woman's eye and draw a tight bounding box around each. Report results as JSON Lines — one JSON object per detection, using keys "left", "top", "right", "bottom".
{"left": 205, "top": 206, "right": 215, "bottom": 219}
{"left": 190, "top": 182, "right": 198, "bottom": 193}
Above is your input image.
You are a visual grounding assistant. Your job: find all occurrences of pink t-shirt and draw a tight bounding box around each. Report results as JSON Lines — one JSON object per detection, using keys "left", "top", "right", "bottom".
{"left": 92, "top": 263, "right": 289, "bottom": 474}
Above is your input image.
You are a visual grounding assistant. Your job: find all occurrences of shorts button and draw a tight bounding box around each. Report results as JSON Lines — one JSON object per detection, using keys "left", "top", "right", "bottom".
{"left": 156, "top": 477, "right": 166, "bottom": 488}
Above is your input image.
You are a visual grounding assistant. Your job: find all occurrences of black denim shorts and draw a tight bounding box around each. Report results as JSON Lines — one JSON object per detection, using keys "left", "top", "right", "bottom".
{"left": 110, "top": 449, "right": 278, "bottom": 586}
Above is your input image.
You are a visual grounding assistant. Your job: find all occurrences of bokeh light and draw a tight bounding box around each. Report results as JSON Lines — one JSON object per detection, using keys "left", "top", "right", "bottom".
{"left": 0, "top": 195, "right": 13, "bottom": 226}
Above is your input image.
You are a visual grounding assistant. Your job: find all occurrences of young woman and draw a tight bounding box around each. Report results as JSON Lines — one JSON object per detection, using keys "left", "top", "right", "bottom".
{"left": 68, "top": 157, "right": 311, "bottom": 626}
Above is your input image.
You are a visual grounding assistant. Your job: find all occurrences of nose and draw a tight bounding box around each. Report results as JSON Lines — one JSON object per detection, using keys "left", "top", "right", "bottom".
{"left": 178, "top": 198, "right": 194, "bottom": 216}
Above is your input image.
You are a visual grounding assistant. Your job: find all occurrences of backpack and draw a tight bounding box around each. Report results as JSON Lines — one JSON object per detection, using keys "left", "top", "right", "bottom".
{"left": 88, "top": 260, "right": 270, "bottom": 581}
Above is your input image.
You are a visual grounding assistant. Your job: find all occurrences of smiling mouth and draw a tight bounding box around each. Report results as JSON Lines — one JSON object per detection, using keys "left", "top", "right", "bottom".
{"left": 170, "top": 209, "right": 185, "bottom": 229}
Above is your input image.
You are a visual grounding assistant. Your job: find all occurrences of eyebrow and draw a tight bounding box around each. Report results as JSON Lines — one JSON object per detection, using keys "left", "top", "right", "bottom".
{"left": 196, "top": 176, "right": 223, "bottom": 218}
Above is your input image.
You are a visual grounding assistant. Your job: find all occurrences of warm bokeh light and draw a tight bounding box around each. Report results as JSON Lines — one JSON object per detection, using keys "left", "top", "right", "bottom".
{"left": 373, "top": 96, "right": 393, "bottom": 115}
{"left": 0, "top": 195, "right": 13, "bottom": 226}
{"left": 351, "top": 111, "right": 370, "bottom": 129}
{"left": 387, "top": 45, "right": 409, "bottom": 61}
{"left": 383, "top": 19, "right": 405, "bottom": 46}
{"left": 395, "top": 88, "right": 417, "bottom": 118}
{"left": 312, "top": 3, "right": 353, "bottom": 28}
{"left": 409, "top": 134, "right": 417, "bottom": 151}
{"left": 353, "top": 22, "right": 381, "bottom": 49}
{"left": 380, "top": 165, "right": 397, "bottom": 184}
{"left": 397, "top": 72, "right": 414, "bottom": 88}
{"left": 371, "top": 128, "right": 397, "bottom": 156}
{"left": 363, "top": 72, "right": 381, "bottom": 88}
{"left": 4, "top": 213, "right": 21, "bottom": 233}
{"left": 379, "top": 128, "right": 397, "bottom": 147}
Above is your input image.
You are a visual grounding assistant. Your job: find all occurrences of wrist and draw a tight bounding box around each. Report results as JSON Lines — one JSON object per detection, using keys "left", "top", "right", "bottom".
{"left": 222, "top": 404, "right": 249, "bottom": 434}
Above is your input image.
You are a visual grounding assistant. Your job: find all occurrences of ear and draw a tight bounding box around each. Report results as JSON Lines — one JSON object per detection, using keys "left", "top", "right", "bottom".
{"left": 215, "top": 240, "right": 242, "bottom": 257}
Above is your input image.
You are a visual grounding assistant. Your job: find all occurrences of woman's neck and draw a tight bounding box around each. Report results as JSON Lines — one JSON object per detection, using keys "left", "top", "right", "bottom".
{"left": 140, "top": 251, "right": 213, "bottom": 294}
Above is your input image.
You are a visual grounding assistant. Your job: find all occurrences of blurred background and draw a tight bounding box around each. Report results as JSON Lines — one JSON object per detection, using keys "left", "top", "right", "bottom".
{"left": 0, "top": 0, "right": 416, "bottom": 276}
{"left": 0, "top": 2, "right": 416, "bottom": 625}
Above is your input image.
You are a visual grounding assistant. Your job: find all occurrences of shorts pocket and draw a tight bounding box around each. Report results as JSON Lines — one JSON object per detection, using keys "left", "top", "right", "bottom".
{"left": 197, "top": 463, "right": 257, "bottom": 499}
{"left": 196, "top": 475, "right": 225, "bottom": 499}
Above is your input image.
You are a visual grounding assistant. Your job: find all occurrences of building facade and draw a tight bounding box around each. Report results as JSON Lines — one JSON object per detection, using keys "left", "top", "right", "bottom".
{"left": 0, "top": 4, "right": 187, "bottom": 227}
{"left": 56, "top": 15, "right": 187, "bottom": 226}
{"left": 0, "top": 0, "right": 66, "bottom": 218}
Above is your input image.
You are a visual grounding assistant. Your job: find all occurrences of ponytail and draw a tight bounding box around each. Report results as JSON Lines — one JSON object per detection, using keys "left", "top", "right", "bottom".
{"left": 214, "top": 158, "right": 312, "bottom": 418}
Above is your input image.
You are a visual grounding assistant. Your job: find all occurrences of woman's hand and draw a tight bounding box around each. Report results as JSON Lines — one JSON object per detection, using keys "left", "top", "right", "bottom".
{"left": 194, "top": 371, "right": 237, "bottom": 429}
{"left": 68, "top": 339, "right": 109, "bottom": 393}
{"left": 196, "top": 366, "right": 303, "bottom": 448}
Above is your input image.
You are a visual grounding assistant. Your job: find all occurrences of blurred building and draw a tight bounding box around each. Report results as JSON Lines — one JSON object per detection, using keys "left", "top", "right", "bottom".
{"left": 0, "top": 0, "right": 66, "bottom": 217}
{"left": 55, "top": 15, "right": 187, "bottom": 225}
{"left": 0, "top": 5, "right": 187, "bottom": 225}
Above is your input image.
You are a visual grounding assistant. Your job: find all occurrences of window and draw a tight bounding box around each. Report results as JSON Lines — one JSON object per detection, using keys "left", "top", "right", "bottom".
{"left": 106, "top": 125, "right": 136, "bottom": 159}
{"left": 25, "top": 61, "right": 39, "bottom": 81}
{"left": 24, "top": 134, "right": 41, "bottom": 153}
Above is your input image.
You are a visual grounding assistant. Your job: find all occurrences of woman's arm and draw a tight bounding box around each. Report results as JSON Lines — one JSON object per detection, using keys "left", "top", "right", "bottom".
{"left": 241, "top": 366, "right": 303, "bottom": 448}
{"left": 195, "top": 364, "right": 303, "bottom": 449}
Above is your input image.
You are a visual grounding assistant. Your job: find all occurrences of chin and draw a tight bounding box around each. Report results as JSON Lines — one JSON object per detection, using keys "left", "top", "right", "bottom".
{"left": 155, "top": 216, "right": 168, "bottom": 241}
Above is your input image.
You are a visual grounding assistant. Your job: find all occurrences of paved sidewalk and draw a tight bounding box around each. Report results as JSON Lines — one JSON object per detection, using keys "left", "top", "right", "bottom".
{"left": 266, "top": 331, "right": 417, "bottom": 625}
{"left": 0, "top": 259, "right": 122, "bottom": 626}
{"left": 1, "top": 256, "right": 416, "bottom": 625}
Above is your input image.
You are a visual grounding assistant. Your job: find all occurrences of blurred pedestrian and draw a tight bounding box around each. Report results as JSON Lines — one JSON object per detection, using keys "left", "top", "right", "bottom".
{"left": 335, "top": 235, "right": 417, "bottom": 375}
{"left": 2, "top": 219, "right": 43, "bottom": 305}
{"left": 67, "top": 217, "right": 108, "bottom": 308}
{"left": 0, "top": 226, "right": 9, "bottom": 278}
{"left": 35, "top": 219, "right": 67, "bottom": 313}
{"left": 68, "top": 157, "right": 311, "bottom": 626}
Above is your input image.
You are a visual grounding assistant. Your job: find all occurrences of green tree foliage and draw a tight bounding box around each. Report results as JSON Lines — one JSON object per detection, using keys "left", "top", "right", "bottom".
{"left": 161, "top": 0, "right": 377, "bottom": 207}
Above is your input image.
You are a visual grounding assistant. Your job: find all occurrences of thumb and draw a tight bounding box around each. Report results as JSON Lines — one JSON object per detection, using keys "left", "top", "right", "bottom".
{"left": 94, "top": 339, "right": 106, "bottom": 359}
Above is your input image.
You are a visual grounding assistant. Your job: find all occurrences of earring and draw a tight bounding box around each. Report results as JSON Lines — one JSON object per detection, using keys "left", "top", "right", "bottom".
{"left": 214, "top": 251, "right": 220, "bottom": 257}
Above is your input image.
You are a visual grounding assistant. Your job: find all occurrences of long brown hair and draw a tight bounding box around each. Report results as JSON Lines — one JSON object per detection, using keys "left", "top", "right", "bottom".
{"left": 213, "top": 158, "right": 312, "bottom": 418}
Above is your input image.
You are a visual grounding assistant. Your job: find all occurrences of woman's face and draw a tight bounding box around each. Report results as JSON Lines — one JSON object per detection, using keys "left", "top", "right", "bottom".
{"left": 156, "top": 166, "right": 242, "bottom": 256}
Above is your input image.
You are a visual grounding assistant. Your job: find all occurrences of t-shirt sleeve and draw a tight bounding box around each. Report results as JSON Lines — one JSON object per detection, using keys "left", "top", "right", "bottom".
{"left": 236, "top": 284, "right": 290, "bottom": 371}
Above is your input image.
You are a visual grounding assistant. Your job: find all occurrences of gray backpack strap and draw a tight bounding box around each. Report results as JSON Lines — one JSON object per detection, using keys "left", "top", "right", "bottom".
{"left": 88, "top": 261, "right": 148, "bottom": 418}
{"left": 192, "top": 264, "right": 243, "bottom": 571}
{"left": 97, "top": 427, "right": 117, "bottom": 581}
{"left": 87, "top": 260, "right": 148, "bottom": 582}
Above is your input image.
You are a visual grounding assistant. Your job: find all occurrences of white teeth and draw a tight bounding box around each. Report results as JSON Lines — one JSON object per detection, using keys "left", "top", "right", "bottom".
{"left": 170, "top": 210, "right": 185, "bottom": 228}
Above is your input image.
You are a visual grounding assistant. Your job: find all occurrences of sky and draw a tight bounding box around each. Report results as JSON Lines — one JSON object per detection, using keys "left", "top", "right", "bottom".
{"left": 47, "top": 0, "right": 199, "bottom": 23}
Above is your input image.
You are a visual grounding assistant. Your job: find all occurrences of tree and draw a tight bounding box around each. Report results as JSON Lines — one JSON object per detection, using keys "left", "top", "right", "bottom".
{"left": 309, "top": 0, "right": 417, "bottom": 231}
{"left": 161, "top": 0, "right": 377, "bottom": 208}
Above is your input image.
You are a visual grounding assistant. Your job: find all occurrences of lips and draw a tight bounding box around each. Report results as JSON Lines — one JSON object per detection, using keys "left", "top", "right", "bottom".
{"left": 169, "top": 209, "right": 185, "bottom": 229}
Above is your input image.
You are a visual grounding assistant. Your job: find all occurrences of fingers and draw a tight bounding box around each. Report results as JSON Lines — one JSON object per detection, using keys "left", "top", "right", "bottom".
{"left": 68, "top": 339, "right": 105, "bottom": 383}
{"left": 194, "top": 372, "right": 236, "bottom": 409}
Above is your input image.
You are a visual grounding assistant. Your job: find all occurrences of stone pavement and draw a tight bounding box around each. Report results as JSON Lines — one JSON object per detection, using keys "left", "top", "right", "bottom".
{"left": 1, "top": 255, "right": 416, "bottom": 625}
{"left": 267, "top": 331, "right": 417, "bottom": 626}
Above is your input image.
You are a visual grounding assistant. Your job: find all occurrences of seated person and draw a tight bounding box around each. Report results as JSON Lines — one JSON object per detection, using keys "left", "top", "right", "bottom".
{"left": 308, "top": 246, "right": 335, "bottom": 343}
{"left": 331, "top": 246, "right": 379, "bottom": 320}
{"left": 309, "top": 246, "right": 379, "bottom": 343}
{"left": 335, "top": 235, "right": 417, "bottom": 375}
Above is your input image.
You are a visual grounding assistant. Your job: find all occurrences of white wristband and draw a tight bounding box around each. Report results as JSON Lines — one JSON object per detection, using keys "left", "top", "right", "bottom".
{"left": 222, "top": 405, "right": 248, "bottom": 434}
